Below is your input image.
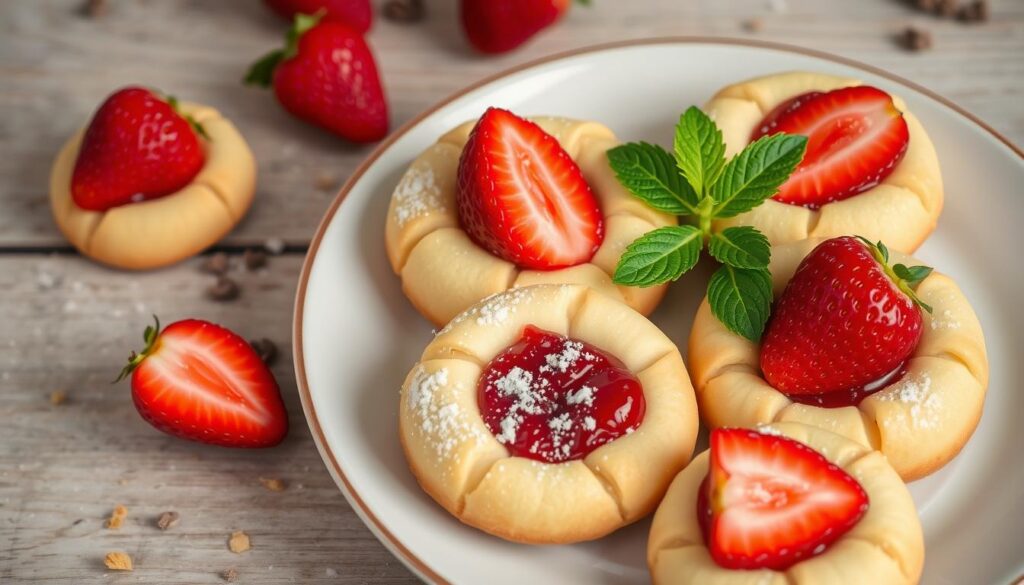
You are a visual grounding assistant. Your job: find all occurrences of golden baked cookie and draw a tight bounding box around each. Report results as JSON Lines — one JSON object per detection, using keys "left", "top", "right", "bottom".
{"left": 648, "top": 422, "right": 924, "bottom": 585}
{"left": 385, "top": 116, "right": 675, "bottom": 327}
{"left": 399, "top": 284, "right": 699, "bottom": 543}
{"left": 50, "top": 101, "right": 256, "bottom": 270}
{"left": 705, "top": 71, "right": 942, "bottom": 253}
{"left": 689, "top": 238, "right": 988, "bottom": 481}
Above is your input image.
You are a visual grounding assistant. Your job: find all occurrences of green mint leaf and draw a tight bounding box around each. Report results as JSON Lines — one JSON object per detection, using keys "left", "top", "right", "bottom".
{"left": 607, "top": 143, "right": 700, "bottom": 215}
{"left": 711, "top": 133, "right": 807, "bottom": 218}
{"left": 708, "top": 226, "right": 771, "bottom": 269}
{"left": 674, "top": 106, "right": 726, "bottom": 196}
{"left": 708, "top": 266, "right": 773, "bottom": 341}
{"left": 612, "top": 225, "right": 703, "bottom": 287}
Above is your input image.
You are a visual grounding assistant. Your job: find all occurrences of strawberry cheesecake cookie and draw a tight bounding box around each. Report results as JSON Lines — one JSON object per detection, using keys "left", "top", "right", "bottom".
{"left": 649, "top": 424, "right": 924, "bottom": 585}
{"left": 705, "top": 71, "right": 942, "bottom": 252}
{"left": 385, "top": 108, "right": 675, "bottom": 326}
{"left": 399, "top": 284, "right": 699, "bottom": 543}
{"left": 50, "top": 87, "right": 256, "bottom": 270}
{"left": 689, "top": 237, "right": 988, "bottom": 481}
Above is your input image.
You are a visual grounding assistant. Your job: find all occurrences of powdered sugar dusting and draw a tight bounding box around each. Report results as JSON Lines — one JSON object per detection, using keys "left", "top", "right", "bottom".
{"left": 878, "top": 373, "right": 941, "bottom": 429}
{"left": 929, "top": 309, "right": 962, "bottom": 331}
{"left": 755, "top": 424, "right": 784, "bottom": 436}
{"left": 393, "top": 164, "right": 443, "bottom": 226}
{"left": 406, "top": 366, "right": 486, "bottom": 468}
{"left": 439, "top": 288, "right": 533, "bottom": 335}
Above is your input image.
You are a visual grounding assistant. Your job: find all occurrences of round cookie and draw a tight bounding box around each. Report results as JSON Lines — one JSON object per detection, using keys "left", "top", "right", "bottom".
{"left": 648, "top": 422, "right": 925, "bottom": 585}
{"left": 399, "top": 284, "right": 699, "bottom": 543}
{"left": 385, "top": 116, "right": 676, "bottom": 327}
{"left": 50, "top": 101, "right": 256, "bottom": 270}
{"left": 689, "top": 238, "right": 988, "bottom": 481}
{"left": 705, "top": 71, "right": 943, "bottom": 253}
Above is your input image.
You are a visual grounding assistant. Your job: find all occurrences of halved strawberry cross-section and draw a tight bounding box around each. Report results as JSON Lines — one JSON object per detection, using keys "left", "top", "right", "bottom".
{"left": 457, "top": 108, "right": 604, "bottom": 270}
{"left": 698, "top": 428, "right": 869, "bottom": 570}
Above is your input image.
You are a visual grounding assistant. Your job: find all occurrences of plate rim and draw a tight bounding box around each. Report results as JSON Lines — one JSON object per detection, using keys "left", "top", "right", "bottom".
{"left": 291, "top": 36, "right": 1024, "bottom": 585}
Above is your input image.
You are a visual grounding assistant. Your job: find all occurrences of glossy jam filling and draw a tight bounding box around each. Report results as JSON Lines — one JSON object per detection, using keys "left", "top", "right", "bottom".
{"left": 783, "top": 364, "right": 908, "bottom": 408}
{"left": 477, "top": 326, "right": 645, "bottom": 463}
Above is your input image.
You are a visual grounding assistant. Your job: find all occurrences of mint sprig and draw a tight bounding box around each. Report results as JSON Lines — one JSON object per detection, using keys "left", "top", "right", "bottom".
{"left": 607, "top": 106, "right": 808, "bottom": 341}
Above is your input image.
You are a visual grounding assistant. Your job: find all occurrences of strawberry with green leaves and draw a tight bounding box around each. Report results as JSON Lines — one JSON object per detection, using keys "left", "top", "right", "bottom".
{"left": 461, "top": 0, "right": 588, "bottom": 54}
{"left": 263, "top": 0, "right": 373, "bottom": 33}
{"left": 245, "top": 13, "right": 388, "bottom": 143}
{"left": 608, "top": 107, "right": 807, "bottom": 340}
{"left": 760, "top": 236, "right": 933, "bottom": 397}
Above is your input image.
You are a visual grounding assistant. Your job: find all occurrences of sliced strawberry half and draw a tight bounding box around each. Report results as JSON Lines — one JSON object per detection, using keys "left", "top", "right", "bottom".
{"left": 698, "top": 428, "right": 869, "bottom": 571}
{"left": 116, "top": 318, "right": 288, "bottom": 448}
{"left": 456, "top": 107, "right": 603, "bottom": 270}
{"left": 751, "top": 86, "right": 910, "bottom": 208}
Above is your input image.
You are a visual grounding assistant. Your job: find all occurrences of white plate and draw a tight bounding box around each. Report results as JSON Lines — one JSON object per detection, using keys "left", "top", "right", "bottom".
{"left": 295, "top": 39, "right": 1024, "bottom": 585}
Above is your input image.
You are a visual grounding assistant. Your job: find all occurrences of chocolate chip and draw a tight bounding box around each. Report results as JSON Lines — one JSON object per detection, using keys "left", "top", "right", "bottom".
{"left": 935, "top": 0, "right": 958, "bottom": 17}
{"left": 249, "top": 338, "right": 278, "bottom": 366}
{"left": 207, "top": 277, "right": 240, "bottom": 302}
{"left": 156, "top": 511, "right": 179, "bottom": 530}
{"left": 314, "top": 172, "right": 338, "bottom": 192}
{"left": 200, "top": 252, "right": 230, "bottom": 275}
{"left": 222, "top": 568, "right": 239, "bottom": 582}
{"left": 243, "top": 249, "right": 268, "bottom": 271}
{"left": 957, "top": 0, "right": 988, "bottom": 21}
{"left": 914, "top": 0, "right": 937, "bottom": 11}
{"left": 80, "top": 0, "right": 107, "bottom": 17}
{"left": 899, "top": 26, "right": 933, "bottom": 51}
{"left": 383, "top": 0, "right": 425, "bottom": 23}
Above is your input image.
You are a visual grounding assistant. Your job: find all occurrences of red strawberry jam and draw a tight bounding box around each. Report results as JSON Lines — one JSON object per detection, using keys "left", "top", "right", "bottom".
{"left": 784, "top": 364, "right": 908, "bottom": 408}
{"left": 477, "top": 326, "right": 645, "bottom": 463}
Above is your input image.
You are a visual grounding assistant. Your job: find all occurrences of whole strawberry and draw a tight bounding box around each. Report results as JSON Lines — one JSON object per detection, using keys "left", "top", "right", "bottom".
{"left": 263, "top": 0, "right": 372, "bottom": 33}
{"left": 72, "top": 87, "right": 207, "bottom": 212}
{"left": 245, "top": 14, "right": 388, "bottom": 143}
{"left": 461, "top": 0, "right": 582, "bottom": 54}
{"left": 760, "top": 236, "right": 933, "bottom": 396}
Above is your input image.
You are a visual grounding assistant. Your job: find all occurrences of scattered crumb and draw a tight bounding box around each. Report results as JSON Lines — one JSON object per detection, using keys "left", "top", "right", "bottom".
{"left": 935, "top": 0, "right": 958, "bottom": 17}
{"left": 742, "top": 17, "right": 764, "bottom": 32}
{"left": 259, "top": 477, "right": 287, "bottom": 492}
{"left": 228, "top": 531, "right": 251, "bottom": 553}
{"left": 104, "top": 551, "right": 132, "bottom": 571}
{"left": 383, "top": 0, "right": 425, "bottom": 23}
{"left": 105, "top": 505, "right": 127, "bottom": 529}
{"left": 264, "top": 237, "right": 286, "bottom": 255}
{"left": 249, "top": 338, "right": 278, "bottom": 366}
{"left": 49, "top": 390, "right": 67, "bottom": 406}
{"left": 244, "top": 248, "right": 268, "bottom": 271}
{"left": 325, "top": 567, "right": 339, "bottom": 577}
{"left": 222, "top": 568, "right": 239, "bottom": 582}
{"left": 898, "top": 26, "right": 933, "bottom": 51}
{"left": 156, "top": 511, "right": 179, "bottom": 530}
{"left": 207, "top": 276, "right": 240, "bottom": 302}
{"left": 314, "top": 172, "right": 338, "bottom": 192}
{"left": 200, "top": 252, "right": 230, "bottom": 275}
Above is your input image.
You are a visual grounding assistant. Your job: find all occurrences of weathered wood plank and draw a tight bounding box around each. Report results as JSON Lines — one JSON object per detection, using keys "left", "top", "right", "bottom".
{"left": 0, "top": 252, "right": 417, "bottom": 583}
{"left": 0, "top": 0, "right": 1021, "bottom": 248}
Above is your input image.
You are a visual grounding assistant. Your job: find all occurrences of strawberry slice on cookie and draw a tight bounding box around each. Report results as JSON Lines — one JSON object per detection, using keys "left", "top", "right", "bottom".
{"left": 457, "top": 107, "right": 604, "bottom": 270}
{"left": 698, "top": 428, "right": 869, "bottom": 571}
{"left": 116, "top": 318, "right": 289, "bottom": 448}
{"left": 752, "top": 86, "right": 910, "bottom": 208}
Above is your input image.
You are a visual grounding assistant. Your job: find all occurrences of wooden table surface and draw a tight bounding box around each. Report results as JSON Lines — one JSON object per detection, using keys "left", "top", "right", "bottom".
{"left": 1, "top": 0, "right": 1021, "bottom": 583}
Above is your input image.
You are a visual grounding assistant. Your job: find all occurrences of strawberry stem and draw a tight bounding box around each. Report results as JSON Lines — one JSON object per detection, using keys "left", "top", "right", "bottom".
{"left": 165, "top": 95, "right": 211, "bottom": 141}
{"left": 856, "top": 236, "right": 933, "bottom": 314}
{"left": 244, "top": 11, "right": 324, "bottom": 88}
{"left": 113, "top": 315, "right": 162, "bottom": 383}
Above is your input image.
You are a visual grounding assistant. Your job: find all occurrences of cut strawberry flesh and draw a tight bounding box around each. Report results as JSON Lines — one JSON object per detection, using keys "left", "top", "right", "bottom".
{"left": 699, "top": 428, "right": 869, "bottom": 571}
{"left": 457, "top": 108, "right": 603, "bottom": 270}
{"left": 751, "top": 86, "right": 910, "bottom": 208}
{"left": 131, "top": 320, "right": 288, "bottom": 448}
{"left": 477, "top": 326, "right": 644, "bottom": 463}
